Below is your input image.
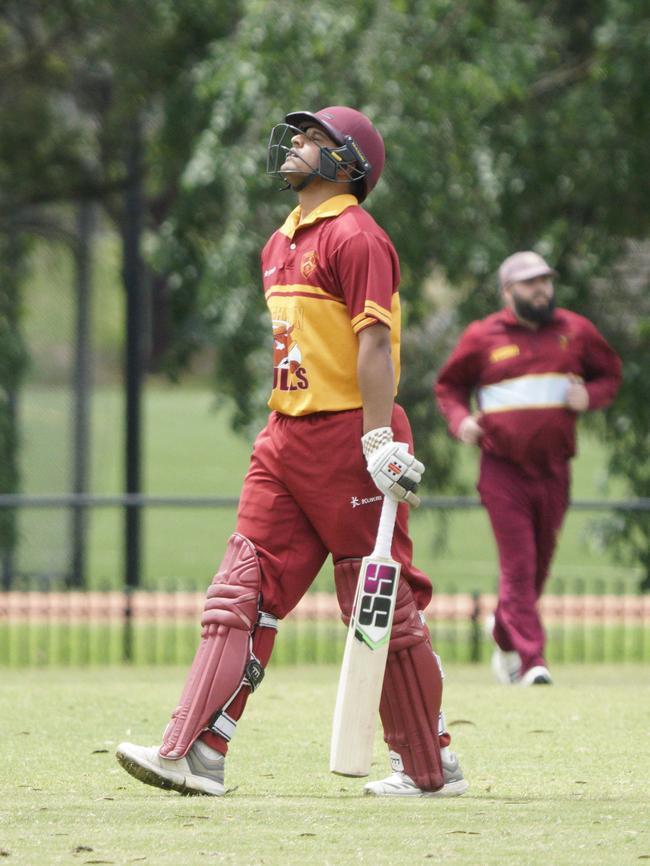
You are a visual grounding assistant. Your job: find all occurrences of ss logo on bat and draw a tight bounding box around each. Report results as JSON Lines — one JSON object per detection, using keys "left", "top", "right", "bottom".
{"left": 358, "top": 564, "right": 398, "bottom": 628}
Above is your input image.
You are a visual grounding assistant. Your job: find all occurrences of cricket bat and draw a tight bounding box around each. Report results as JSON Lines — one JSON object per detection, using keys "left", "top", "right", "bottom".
{"left": 330, "top": 494, "right": 401, "bottom": 777}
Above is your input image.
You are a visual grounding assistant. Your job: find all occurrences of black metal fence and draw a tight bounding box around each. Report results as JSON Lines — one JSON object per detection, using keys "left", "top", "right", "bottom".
{"left": 1, "top": 579, "right": 648, "bottom": 667}
{"left": 2, "top": 493, "right": 649, "bottom": 666}
{"left": 2, "top": 492, "right": 650, "bottom": 592}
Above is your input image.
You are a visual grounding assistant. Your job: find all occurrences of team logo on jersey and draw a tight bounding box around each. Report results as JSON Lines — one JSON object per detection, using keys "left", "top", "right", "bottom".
{"left": 272, "top": 319, "right": 309, "bottom": 392}
{"left": 558, "top": 334, "right": 569, "bottom": 350}
{"left": 300, "top": 250, "right": 318, "bottom": 279}
{"left": 490, "top": 344, "right": 520, "bottom": 363}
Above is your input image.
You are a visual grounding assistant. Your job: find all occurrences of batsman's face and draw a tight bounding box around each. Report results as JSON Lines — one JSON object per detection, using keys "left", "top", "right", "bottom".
{"left": 281, "top": 125, "right": 336, "bottom": 181}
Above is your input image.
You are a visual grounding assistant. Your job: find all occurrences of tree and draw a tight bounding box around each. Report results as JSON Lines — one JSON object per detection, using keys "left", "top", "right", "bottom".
{"left": 157, "top": 0, "right": 650, "bottom": 583}
{"left": 0, "top": 0, "right": 243, "bottom": 583}
{"left": 0, "top": 232, "right": 29, "bottom": 582}
{"left": 481, "top": 2, "right": 650, "bottom": 589}
{"left": 0, "top": 3, "right": 86, "bottom": 576}
{"left": 588, "top": 244, "right": 650, "bottom": 590}
{"left": 4, "top": 0, "right": 650, "bottom": 584}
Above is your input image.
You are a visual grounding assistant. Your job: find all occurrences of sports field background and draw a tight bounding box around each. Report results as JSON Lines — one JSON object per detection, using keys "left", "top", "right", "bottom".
{"left": 15, "top": 232, "right": 638, "bottom": 595}
{"left": 7, "top": 239, "right": 644, "bottom": 673}
{"left": 16, "top": 381, "right": 637, "bottom": 594}
{"left": 1, "top": 664, "right": 648, "bottom": 866}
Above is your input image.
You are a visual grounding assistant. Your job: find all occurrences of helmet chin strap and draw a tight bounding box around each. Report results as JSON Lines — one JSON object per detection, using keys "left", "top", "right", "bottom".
{"left": 278, "top": 147, "right": 320, "bottom": 192}
{"left": 291, "top": 171, "right": 320, "bottom": 192}
{"left": 275, "top": 172, "right": 317, "bottom": 193}
{"left": 278, "top": 161, "right": 320, "bottom": 192}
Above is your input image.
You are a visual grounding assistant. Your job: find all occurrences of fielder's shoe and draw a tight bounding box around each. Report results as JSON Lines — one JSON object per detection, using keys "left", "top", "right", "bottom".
{"left": 364, "top": 752, "right": 468, "bottom": 798}
{"left": 116, "top": 739, "right": 226, "bottom": 796}
{"left": 491, "top": 647, "right": 522, "bottom": 684}
{"left": 520, "top": 665, "right": 553, "bottom": 686}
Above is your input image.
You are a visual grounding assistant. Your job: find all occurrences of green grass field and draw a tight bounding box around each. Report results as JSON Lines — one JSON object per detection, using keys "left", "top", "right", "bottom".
{"left": 1, "top": 664, "right": 649, "bottom": 866}
{"left": 15, "top": 383, "right": 640, "bottom": 594}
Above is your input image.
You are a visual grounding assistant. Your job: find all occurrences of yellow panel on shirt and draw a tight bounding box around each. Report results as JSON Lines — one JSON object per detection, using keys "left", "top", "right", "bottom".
{"left": 261, "top": 196, "right": 401, "bottom": 416}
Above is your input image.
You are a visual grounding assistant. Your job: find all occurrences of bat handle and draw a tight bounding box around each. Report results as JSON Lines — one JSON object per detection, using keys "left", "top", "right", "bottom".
{"left": 374, "top": 496, "right": 398, "bottom": 559}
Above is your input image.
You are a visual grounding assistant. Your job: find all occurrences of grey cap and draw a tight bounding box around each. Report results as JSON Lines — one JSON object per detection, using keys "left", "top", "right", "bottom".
{"left": 499, "top": 251, "right": 557, "bottom": 289}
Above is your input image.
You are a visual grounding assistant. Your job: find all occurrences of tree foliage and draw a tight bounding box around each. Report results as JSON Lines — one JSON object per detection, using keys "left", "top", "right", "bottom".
{"left": 157, "top": 1, "right": 650, "bottom": 497}
{"left": 0, "top": 0, "right": 242, "bottom": 564}
{"left": 2, "top": 0, "right": 650, "bottom": 579}
{"left": 0, "top": 232, "right": 29, "bottom": 556}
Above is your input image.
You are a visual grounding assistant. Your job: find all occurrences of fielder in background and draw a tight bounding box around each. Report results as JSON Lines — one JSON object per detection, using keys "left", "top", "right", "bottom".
{"left": 435, "top": 251, "right": 621, "bottom": 686}
{"left": 116, "top": 106, "right": 468, "bottom": 798}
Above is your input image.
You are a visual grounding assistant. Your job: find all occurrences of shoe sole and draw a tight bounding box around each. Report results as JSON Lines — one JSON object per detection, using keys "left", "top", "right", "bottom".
{"left": 422, "top": 778, "right": 469, "bottom": 798}
{"left": 365, "top": 779, "right": 469, "bottom": 798}
{"left": 115, "top": 748, "right": 224, "bottom": 797}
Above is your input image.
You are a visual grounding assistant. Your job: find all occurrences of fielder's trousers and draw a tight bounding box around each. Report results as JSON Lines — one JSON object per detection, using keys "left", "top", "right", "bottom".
{"left": 478, "top": 452, "right": 570, "bottom": 673}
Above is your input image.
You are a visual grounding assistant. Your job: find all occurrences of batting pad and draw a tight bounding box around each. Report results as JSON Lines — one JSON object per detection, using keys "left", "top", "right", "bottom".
{"left": 336, "top": 559, "right": 445, "bottom": 791}
{"left": 379, "top": 581, "right": 444, "bottom": 792}
{"left": 159, "top": 533, "right": 262, "bottom": 759}
{"left": 333, "top": 557, "right": 361, "bottom": 623}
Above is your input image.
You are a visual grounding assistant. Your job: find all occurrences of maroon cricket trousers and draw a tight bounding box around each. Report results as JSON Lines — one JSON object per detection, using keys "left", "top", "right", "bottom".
{"left": 477, "top": 452, "right": 570, "bottom": 674}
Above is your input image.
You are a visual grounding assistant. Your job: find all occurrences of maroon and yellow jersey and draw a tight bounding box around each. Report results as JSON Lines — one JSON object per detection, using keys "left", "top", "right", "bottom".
{"left": 435, "top": 308, "right": 621, "bottom": 477}
{"left": 261, "top": 194, "right": 401, "bottom": 415}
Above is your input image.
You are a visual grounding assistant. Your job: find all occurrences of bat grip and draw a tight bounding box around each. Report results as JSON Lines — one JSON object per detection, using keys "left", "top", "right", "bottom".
{"left": 374, "top": 496, "right": 398, "bottom": 559}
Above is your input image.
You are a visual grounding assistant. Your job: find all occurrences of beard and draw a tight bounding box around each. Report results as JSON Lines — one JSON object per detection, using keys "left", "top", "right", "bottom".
{"left": 513, "top": 293, "right": 556, "bottom": 325}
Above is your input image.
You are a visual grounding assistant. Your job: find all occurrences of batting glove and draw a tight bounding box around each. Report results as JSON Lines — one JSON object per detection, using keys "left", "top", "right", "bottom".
{"left": 361, "top": 427, "right": 425, "bottom": 508}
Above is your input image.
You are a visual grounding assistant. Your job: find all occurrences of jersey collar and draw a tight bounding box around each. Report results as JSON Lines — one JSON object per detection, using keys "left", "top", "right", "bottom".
{"left": 278, "top": 194, "right": 358, "bottom": 239}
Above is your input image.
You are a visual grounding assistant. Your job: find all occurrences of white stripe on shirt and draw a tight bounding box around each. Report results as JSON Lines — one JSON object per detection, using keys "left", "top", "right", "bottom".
{"left": 478, "top": 373, "right": 571, "bottom": 414}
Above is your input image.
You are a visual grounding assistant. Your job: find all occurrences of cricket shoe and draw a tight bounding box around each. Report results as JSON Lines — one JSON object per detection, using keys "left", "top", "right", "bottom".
{"left": 491, "top": 647, "right": 522, "bottom": 685}
{"left": 364, "top": 753, "right": 468, "bottom": 798}
{"left": 484, "top": 613, "right": 496, "bottom": 638}
{"left": 520, "top": 665, "right": 553, "bottom": 686}
{"left": 116, "top": 739, "right": 226, "bottom": 796}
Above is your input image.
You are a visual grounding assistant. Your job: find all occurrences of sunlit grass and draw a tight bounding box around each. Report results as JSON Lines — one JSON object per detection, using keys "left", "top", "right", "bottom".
{"left": 1, "top": 665, "right": 649, "bottom": 866}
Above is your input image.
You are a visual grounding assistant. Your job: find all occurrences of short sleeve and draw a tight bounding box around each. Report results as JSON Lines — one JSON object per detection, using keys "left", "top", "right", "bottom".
{"left": 330, "top": 232, "right": 399, "bottom": 333}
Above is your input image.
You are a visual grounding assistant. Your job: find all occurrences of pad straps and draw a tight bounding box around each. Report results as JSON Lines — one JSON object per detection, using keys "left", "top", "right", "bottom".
{"left": 208, "top": 610, "right": 278, "bottom": 742}
{"left": 160, "top": 534, "right": 264, "bottom": 759}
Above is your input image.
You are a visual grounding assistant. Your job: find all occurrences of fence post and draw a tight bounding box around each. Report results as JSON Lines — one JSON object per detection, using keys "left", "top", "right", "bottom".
{"left": 122, "top": 116, "right": 145, "bottom": 609}
{"left": 69, "top": 200, "right": 95, "bottom": 588}
{"left": 470, "top": 590, "right": 481, "bottom": 663}
{"left": 123, "top": 585, "right": 134, "bottom": 664}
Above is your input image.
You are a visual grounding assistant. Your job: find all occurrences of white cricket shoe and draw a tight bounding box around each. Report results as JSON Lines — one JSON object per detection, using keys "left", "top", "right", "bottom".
{"left": 364, "top": 753, "right": 468, "bottom": 798}
{"left": 491, "top": 647, "right": 522, "bottom": 684}
{"left": 116, "top": 739, "right": 226, "bottom": 796}
{"left": 520, "top": 665, "right": 553, "bottom": 686}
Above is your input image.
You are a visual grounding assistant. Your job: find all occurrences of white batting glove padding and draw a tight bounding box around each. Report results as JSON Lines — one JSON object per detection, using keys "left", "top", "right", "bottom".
{"left": 361, "top": 427, "right": 425, "bottom": 508}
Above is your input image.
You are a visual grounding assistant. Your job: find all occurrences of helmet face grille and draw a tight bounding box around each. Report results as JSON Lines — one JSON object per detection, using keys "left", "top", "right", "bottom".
{"left": 267, "top": 124, "right": 371, "bottom": 190}
{"left": 266, "top": 124, "right": 309, "bottom": 177}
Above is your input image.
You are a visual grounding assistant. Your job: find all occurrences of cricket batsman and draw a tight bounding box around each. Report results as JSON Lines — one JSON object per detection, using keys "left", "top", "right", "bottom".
{"left": 435, "top": 251, "right": 621, "bottom": 685}
{"left": 116, "top": 106, "right": 468, "bottom": 798}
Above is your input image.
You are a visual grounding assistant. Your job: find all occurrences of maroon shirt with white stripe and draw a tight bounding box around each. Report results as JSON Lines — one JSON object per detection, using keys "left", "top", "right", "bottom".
{"left": 435, "top": 308, "right": 621, "bottom": 478}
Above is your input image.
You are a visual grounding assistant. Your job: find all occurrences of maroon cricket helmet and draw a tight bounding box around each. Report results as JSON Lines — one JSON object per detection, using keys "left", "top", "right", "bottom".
{"left": 284, "top": 106, "right": 385, "bottom": 201}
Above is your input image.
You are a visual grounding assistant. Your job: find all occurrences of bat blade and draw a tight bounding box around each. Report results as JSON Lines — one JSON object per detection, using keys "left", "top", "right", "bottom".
{"left": 330, "top": 502, "right": 401, "bottom": 777}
